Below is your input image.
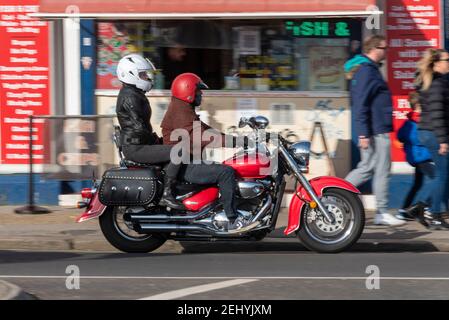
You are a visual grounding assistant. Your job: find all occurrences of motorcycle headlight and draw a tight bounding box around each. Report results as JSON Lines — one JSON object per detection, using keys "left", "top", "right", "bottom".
{"left": 289, "top": 141, "right": 311, "bottom": 172}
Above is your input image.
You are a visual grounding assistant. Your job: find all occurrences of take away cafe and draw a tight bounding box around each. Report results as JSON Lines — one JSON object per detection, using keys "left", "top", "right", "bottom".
{"left": 0, "top": 0, "right": 446, "bottom": 205}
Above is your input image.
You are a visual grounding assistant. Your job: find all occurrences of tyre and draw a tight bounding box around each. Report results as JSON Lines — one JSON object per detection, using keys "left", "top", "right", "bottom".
{"left": 99, "top": 206, "right": 167, "bottom": 253}
{"left": 297, "top": 188, "right": 365, "bottom": 253}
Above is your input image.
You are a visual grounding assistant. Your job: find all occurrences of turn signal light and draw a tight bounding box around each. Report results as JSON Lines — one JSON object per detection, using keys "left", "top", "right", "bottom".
{"left": 81, "top": 188, "right": 93, "bottom": 199}
{"left": 309, "top": 201, "right": 317, "bottom": 209}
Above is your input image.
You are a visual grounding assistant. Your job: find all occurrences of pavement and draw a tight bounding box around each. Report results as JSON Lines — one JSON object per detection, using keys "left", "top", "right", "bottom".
{"left": 1, "top": 205, "right": 449, "bottom": 253}
{"left": 2, "top": 204, "right": 449, "bottom": 300}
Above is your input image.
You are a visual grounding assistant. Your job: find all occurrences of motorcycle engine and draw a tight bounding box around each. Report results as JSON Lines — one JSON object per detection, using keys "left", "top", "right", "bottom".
{"left": 237, "top": 181, "right": 266, "bottom": 199}
{"left": 210, "top": 180, "right": 272, "bottom": 230}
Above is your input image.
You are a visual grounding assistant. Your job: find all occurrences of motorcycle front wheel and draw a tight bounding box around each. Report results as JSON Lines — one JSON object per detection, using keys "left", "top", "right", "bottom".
{"left": 99, "top": 206, "right": 167, "bottom": 253}
{"left": 297, "top": 188, "right": 365, "bottom": 253}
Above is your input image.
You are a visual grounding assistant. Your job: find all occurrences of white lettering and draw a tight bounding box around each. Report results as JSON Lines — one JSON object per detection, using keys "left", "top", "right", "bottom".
{"left": 7, "top": 100, "right": 42, "bottom": 107}
{"left": 9, "top": 57, "right": 37, "bottom": 63}
{"left": 10, "top": 39, "right": 35, "bottom": 46}
{"left": 1, "top": 74, "right": 47, "bottom": 81}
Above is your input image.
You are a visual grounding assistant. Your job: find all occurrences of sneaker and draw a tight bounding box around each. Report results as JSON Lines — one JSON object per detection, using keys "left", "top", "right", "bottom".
{"left": 424, "top": 213, "right": 449, "bottom": 230}
{"left": 374, "top": 213, "right": 406, "bottom": 226}
{"left": 414, "top": 209, "right": 430, "bottom": 228}
{"left": 401, "top": 202, "right": 427, "bottom": 220}
{"left": 395, "top": 209, "right": 415, "bottom": 221}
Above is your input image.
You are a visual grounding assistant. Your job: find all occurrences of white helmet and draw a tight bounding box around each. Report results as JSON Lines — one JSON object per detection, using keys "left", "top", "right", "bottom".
{"left": 116, "top": 54, "right": 156, "bottom": 92}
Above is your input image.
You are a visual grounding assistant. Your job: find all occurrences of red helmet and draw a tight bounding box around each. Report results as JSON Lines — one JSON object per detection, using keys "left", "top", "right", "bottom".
{"left": 171, "top": 73, "right": 208, "bottom": 104}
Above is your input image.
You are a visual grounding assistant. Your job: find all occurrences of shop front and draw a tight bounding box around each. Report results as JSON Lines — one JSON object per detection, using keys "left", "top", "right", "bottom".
{"left": 2, "top": 0, "right": 445, "bottom": 206}
{"left": 0, "top": 0, "right": 384, "bottom": 206}
{"left": 35, "top": 0, "right": 381, "bottom": 181}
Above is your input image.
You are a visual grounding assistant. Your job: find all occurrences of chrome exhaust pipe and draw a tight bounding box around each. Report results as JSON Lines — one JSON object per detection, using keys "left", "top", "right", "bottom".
{"left": 136, "top": 223, "right": 219, "bottom": 235}
{"left": 124, "top": 204, "right": 214, "bottom": 223}
{"left": 136, "top": 195, "right": 273, "bottom": 236}
{"left": 251, "top": 195, "right": 272, "bottom": 223}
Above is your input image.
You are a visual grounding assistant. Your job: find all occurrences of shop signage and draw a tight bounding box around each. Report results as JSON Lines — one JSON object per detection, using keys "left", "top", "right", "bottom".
{"left": 386, "top": 0, "right": 443, "bottom": 162}
{"left": 445, "top": 0, "right": 449, "bottom": 50}
{"left": 285, "top": 21, "right": 351, "bottom": 38}
{"left": 0, "top": 0, "right": 50, "bottom": 165}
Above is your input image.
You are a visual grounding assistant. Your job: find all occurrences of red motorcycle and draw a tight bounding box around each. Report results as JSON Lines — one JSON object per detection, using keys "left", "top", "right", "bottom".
{"left": 76, "top": 116, "right": 365, "bottom": 253}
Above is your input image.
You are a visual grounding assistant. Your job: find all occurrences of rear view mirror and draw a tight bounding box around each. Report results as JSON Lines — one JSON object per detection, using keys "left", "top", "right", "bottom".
{"left": 238, "top": 117, "right": 248, "bottom": 128}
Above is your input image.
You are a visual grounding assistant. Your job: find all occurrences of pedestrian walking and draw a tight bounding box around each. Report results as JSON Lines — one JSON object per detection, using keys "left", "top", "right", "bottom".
{"left": 411, "top": 48, "right": 449, "bottom": 230}
{"left": 344, "top": 35, "right": 404, "bottom": 226}
{"left": 395, "top": 92, "right": 433, "bottom": 222}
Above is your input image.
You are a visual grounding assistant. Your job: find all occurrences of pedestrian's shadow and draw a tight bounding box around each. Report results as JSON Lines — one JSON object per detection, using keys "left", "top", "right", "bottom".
{"left": 363, "top": 218, "right": 433, "bottom": 240}
{"left": 178, "top": 241, "right": 308, "bottom": 254}
{"left": 361, "top": 228, "right": 433, "bottom": 240}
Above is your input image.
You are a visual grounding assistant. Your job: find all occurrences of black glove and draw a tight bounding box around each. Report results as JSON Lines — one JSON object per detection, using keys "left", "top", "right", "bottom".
{"left": 151, "top": 132, "right": 163, "bottom": 145}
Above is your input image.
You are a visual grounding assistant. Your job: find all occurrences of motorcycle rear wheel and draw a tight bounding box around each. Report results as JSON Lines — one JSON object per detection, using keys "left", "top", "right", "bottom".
{"left": 99, "top": 206, "right": 167, "bottom": 253}
{"left": 297, "top": 188, "right": 365, "bottom": 253}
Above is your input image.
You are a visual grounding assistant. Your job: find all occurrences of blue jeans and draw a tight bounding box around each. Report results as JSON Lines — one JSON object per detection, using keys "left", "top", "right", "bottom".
{"left": 417, "top": 130, "right": 449, "bottom": 214}
{"left": 401, "top": 161, "right": 434, "bottom": 209}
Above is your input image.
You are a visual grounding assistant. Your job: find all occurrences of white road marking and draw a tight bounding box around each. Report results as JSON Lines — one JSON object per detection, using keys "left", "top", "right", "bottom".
{"left": 139, "top": 279, "right": 258, "bottom": 300}
{"left": 2, "top": 275, "right": 449, "bottom": 280}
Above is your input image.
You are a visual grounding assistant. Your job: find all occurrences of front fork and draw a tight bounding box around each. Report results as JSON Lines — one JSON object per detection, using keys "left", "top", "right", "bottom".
{"left": 279, "top": 146, "right": 335, "bottom": 224}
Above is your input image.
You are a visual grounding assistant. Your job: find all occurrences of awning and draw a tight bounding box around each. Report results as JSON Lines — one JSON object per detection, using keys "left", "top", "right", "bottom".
{"left": 32, "top": 0, "right": 382, "bottom": 19}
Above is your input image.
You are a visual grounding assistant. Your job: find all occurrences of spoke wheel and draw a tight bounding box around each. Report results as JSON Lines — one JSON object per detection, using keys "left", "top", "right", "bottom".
{"left": 297, "top": 188, "right": 365, "bottom": 253}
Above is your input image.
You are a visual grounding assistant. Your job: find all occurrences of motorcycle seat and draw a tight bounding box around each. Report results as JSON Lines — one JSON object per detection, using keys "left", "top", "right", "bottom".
{"left": 121, "top": 159, "right": 163, "bottom": 171}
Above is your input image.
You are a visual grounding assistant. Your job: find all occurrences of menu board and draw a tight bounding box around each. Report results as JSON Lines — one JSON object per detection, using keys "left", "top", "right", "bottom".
{"left": 0, "top": 0, "right": 50, "bottom": 165}
{"left": 308, "top": 46, "right": 347, "bottom": 91}
{"left": 386, "top": 0, "right": 442, "bottom": 162}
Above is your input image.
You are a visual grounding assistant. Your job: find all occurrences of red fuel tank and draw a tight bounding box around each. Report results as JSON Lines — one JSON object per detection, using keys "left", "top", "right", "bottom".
{"left": 223, "top": 153, "right": 271, "bottom": 179}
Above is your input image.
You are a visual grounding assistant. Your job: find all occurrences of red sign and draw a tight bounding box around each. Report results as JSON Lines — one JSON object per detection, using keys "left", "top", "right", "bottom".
{"left": 38, "top": 0, "right": 377, "bottom": 14}
{"left": 0, "top": 0, "right": 50, "bottom": 165}
{"left": 386, "top": 0, "right": 442, "bottom": 162}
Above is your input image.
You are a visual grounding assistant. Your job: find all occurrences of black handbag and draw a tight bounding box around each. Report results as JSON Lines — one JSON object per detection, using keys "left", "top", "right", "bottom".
{"left": 98, "top": 167, "right": 159, "bottom": 206}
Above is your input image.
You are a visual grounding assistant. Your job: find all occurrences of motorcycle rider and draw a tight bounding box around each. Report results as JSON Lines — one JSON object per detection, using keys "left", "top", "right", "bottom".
{"left": 115, "top": 54, "right": 185, "bottom": 210}
{"left": 160, "top": 72, "right": 254, "bottom": 231}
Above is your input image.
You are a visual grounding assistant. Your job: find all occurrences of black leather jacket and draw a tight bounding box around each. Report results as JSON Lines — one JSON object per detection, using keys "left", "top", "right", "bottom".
{"left": 116, "top": 83, "right": 159, "bottom": 145}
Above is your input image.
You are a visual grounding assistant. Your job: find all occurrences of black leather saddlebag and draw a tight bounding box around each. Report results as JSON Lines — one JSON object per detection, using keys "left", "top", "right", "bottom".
{"left": 98, "top": 167, "right": 159, "bottom": 206}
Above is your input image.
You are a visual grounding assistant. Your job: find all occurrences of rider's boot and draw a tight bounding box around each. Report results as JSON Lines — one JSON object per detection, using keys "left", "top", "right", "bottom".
{"left": 159, "top": 175, "right": 185, "bottom": 210}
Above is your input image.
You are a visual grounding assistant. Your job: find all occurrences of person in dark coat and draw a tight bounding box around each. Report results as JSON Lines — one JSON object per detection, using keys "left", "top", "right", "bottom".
{"left": 344, "top": 35, "right": 404, "bottom": 226}
{"left": 115, "top": 54, "right": 185, "bottom": 210}
{"left": 161, "top": 73, "right": 257, "bottom": 232}
{"left": 411, "top": 48, "right": 449, "bottom": 229}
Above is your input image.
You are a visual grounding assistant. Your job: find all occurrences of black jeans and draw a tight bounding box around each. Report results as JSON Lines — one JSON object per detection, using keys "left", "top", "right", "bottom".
{"left": 122, "top": 144, "right": 181, "bottom": 178}
{"left": 181, "top": 163, "right": 237, "bottom": 219}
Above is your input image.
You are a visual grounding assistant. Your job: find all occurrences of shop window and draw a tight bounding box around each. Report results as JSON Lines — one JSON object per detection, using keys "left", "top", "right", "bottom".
{"left": 96, "top": 19, "right": 361, "bottom": 91}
